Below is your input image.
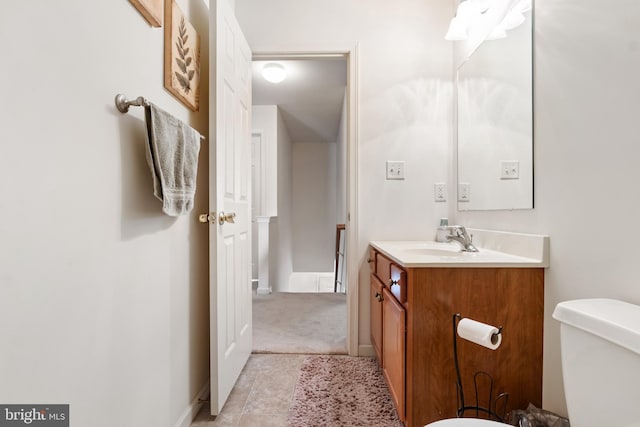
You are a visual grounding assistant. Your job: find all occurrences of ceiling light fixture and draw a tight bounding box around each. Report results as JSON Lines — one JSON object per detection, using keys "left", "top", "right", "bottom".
{"left": 262, "top": 63, "right": 287, "bottom": 83}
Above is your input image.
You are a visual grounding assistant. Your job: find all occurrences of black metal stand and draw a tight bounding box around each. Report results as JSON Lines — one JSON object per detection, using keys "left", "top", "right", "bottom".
{"left": 452, "top": 313, "right": 509, "bottom": 422}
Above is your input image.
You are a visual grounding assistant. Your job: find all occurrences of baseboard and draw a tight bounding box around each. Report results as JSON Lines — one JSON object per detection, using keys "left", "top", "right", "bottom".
{"left": 288, "top": 272, "right": 335, "bottom": 292}
{"left": 256, "top": 286, "right": 272, "bottom": 295}
{"left": 358, "top": 344, "right": 375, "bottom": 357}
{"left": 173, "top": 379, "right": 210, "bottom": 427}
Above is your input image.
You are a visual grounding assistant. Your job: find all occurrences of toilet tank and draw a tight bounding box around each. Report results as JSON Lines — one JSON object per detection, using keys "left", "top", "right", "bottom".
{"left": 552, "top": 298, "right": 640, "bottom": 427}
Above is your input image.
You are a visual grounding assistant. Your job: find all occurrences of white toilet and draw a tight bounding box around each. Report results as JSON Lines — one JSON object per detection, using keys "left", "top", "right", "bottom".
{"left": 552, "top": 298, "right": 640, "bottom": 427}
{"left": 427, "top": 298, "right": 640, "bottom": 427}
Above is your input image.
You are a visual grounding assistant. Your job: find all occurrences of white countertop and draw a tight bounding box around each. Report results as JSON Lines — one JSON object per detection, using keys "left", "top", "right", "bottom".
{"left": 370, "top": 229, "right": 549, "bottom": 268}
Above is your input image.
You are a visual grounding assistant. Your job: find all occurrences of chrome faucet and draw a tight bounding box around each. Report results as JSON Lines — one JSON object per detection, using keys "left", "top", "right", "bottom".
{"left": 445, "top": 226, "right": 479, "bottom": 252}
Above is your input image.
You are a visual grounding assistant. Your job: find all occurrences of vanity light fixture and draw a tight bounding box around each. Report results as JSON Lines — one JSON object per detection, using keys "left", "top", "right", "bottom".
{"left": 486, "top": 0, "right": 531, "bottom": 40}
{"left": 445, "top": 16, "right": 469, "bottom": 40}
{"left": 445, "top": 0, "right": 531, "bottom": 41}
{"left": 445, "top": 0, "right": 474, "bottom": 41}
{"left": 445, "top": 0, "right": 490, "bottom": 41}
{"left": 262, "top": 63, "right": 287, "bottom": 83}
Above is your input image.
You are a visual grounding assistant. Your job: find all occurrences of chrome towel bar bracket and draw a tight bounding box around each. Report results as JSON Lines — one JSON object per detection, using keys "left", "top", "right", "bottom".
{"left": 115, "top": 94, "right": 150, "bottom": 113}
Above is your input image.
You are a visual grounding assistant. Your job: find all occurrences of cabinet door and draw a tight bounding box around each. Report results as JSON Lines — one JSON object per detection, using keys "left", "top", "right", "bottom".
{"left": 370, "top": 274, "right": 384, "bottom": 363}
{"left": 383, "top": 286, "right": 406, "bottom": 422}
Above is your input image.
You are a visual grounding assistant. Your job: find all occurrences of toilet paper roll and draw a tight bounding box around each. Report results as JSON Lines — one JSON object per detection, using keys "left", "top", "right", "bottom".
{"left": 457, "top": 318, "right": 502, "bottom": 350}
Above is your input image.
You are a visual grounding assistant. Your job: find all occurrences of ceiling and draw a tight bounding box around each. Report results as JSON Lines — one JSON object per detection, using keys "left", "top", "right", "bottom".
{"left": 251, "top": 59, "right": 347, "bottom": 143}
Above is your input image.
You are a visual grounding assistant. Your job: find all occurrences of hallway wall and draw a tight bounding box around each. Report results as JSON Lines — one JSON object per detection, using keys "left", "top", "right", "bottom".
{"left": 251, "top": 105, "right": 294, "bottom": 292}
{"left": 251, "top": 106, "right": 279, "bottom": 216}
{"left": 253, "top": 106, "right": 340, "bottom": 284}
{"left": 275, "top": 108, "right": 295, "bottom": 291}
{"left": 336, "top": 91, "right": 348, "bottom": 225}
{"left": 0, "top": 1, "right": 211, "bottom": 426}
{"left": 292, "top": 142, "right": 337, "bottom": 272}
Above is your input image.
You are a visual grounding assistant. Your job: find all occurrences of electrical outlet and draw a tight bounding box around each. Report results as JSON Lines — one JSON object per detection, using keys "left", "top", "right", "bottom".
{"left": 500, "top": 161, "right": 519, "bottom": 179}
{"left": 386, "top": 161, "right": 405, "bottom": 180}
{"left": 458, "top": 183, "right": 471, "bottom": 202}
{"left": 434, "top": 183, "right": 446, "bottom": 202}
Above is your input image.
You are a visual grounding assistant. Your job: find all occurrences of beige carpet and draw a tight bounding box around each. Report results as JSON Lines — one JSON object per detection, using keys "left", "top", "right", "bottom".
{"left": 252, "top": 292, "right": 347, "bottom": 354}
{"left": 286, "top": 355, "right": 404, "bottom": 427}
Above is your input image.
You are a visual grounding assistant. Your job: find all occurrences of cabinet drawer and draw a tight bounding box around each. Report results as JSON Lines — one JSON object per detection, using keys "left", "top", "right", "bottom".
{"left": 375, "top": 251, "right": 392, "bottom": 282}
{"left": 390, "top": 264, "right": 407, "bottom": 304}
{"left": 368, "top": 247, "right": 377, "bottom": 273}
{"left": 372, "top": 250, "right": 407, "bottom": 304}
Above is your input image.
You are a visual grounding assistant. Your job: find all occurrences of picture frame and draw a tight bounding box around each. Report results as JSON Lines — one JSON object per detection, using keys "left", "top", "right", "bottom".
{"left": 129, "top": 0, "right": 163, "bottom": 27}
{"left": 164, "top": 0, "right": 201, "bottom": 111}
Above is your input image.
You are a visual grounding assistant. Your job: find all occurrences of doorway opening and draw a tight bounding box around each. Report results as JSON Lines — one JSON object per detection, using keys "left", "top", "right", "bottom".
{"left": 249, "top": 51, "right": 357, "bottom": 355}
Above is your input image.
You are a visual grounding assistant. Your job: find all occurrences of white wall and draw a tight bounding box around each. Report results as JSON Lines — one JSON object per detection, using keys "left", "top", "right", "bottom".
{"left": 253, "top": 105, "right": 340, "bottom": 279}
{"left": 251, "top": 105, "right": 294, "bottom": 291}
{"left": 336, "top": 91, "right": 348, "bottom": 225}
{"left": 0, "top": 1, "right": 210, "bottom": 426}
{"left": 251, "top": 105, "right": 278, "bottom": 216}
{"left": 455, "top": 0, "right": 640, "bottom": 416}
{"left": 236, "top": 0, "right": 453, "bottom": 348}
{"left": 292, "top": 142, "right": 337, "bottom": 272}
{"left": 275, "top": 109, "right": 294, "bottom": 291}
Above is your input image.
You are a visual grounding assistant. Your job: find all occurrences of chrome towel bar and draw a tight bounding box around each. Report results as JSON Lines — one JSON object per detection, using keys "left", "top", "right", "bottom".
{"left": 114, "top": 93, "right": 205, "bottom": 140}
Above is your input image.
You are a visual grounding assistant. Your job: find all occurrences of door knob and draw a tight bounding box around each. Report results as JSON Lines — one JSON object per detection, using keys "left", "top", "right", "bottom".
{"left": 218, "top": 211, "right": 236, "bottom": 225}
{"left": 198, "top": 212, "right": 216, "bottom": 224}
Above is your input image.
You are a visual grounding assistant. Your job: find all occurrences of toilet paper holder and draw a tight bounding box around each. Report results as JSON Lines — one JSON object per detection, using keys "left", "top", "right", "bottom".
{"left": 452, "top": 313, "right": 508, "bottom": 421}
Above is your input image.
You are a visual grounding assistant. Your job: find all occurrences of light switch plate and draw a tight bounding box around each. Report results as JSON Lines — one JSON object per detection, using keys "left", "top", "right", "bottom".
{"left": 458, "top": 183, "right": 471, "bottom": 202}
{"left": 500, "top": 161, "right": 519, "bottom": 179}
{"left": 386, "top": 161, "right": 405, "bottom": 180}
{"left": 434, "top": 183, "right": 446, "bottom": 202}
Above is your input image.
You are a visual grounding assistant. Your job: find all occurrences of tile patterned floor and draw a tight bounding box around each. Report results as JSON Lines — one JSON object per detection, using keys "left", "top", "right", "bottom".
{"left": 190, "top": 354, "right": 307, "bottom": 427}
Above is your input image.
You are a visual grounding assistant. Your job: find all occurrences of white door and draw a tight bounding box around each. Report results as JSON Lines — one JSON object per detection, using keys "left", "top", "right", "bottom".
{"left": 208, "top": 0, "right": 253, "bottom": 415}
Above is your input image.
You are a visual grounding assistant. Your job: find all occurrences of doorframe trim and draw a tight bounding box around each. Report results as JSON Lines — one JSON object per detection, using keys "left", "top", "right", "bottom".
{"left": 252, "top": 46, "right": 360, "bottom": 356}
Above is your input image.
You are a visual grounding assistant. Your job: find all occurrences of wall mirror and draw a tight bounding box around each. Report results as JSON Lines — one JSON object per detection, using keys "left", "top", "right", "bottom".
{"left": 455, "top": 0, "right": 533, "bottom": 211}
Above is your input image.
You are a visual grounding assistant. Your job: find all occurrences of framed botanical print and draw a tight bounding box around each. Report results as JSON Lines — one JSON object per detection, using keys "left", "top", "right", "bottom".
{"left": 164, "top": 0, "right": 200, "bottom": 111}
{"left": 130, "top": 0, "right": 163, "bottom": 27}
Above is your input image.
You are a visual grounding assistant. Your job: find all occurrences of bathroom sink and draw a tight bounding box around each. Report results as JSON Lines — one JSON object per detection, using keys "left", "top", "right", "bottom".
{"left": 377, "top": 241, "right": 469, "bottom": 260}
{"left": 370, "top": 232, "right": 549, "bottom": 268}
{"left": 382, "top": 241, "right": 461, "bottom": 253}
{"left": 403, "top": 248, "right": 463, "bottom": 257}
{"left": 397, "top": 242, "right": 467, "bottom": 258}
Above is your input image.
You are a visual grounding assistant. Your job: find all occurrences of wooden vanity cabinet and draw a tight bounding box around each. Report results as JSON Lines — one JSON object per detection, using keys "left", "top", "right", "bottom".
{"left": 370, "top": 274, "right": 384, "bottom": 362}
{"left": 369, "top": 248, "right": 544, "bottom": 427}
{"left": 382, "top": 285, "right": 406, "bottom": 421}
{"left": 370, "top": 248, "right": 408, "bottom": 422}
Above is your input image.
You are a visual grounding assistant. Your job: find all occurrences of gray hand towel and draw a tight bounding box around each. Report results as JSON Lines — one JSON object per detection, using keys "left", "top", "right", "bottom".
{"left": 144, "top": 103, "right": 202, "bottom": 216}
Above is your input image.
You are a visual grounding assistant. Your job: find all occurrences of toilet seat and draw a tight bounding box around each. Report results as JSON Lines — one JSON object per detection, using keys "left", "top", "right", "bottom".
{"left": 425, "top": 418, "right": 508, "bottom": 427}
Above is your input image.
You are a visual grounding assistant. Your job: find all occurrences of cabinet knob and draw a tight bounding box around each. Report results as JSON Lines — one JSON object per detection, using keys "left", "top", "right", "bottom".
{"left": 389, "top": 279, "right": 399, "bottom": 287}
{"left": 367, "top": 258, "right": 374, "bottom": 263}
{"left": 375, "top": 292, "right": 383, "bottom": 302}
